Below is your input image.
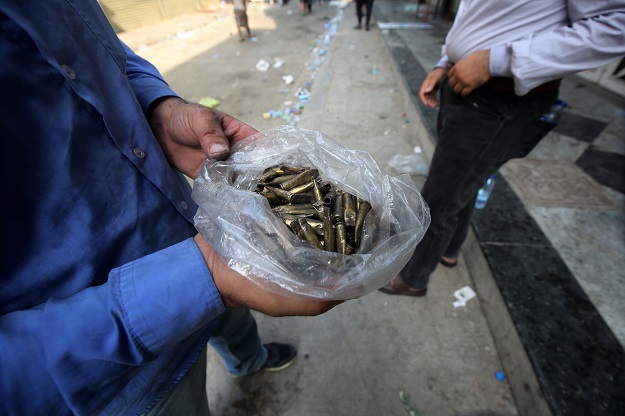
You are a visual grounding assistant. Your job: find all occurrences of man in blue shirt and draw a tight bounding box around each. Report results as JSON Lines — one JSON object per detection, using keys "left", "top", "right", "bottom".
{"left": 0, "top": 1, "right": 340, "bottom": 414}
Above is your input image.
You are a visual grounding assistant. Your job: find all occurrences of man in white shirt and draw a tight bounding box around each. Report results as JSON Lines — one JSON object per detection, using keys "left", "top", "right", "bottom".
{"left": 380, "top": 0, "right": 625, "bottom": 297}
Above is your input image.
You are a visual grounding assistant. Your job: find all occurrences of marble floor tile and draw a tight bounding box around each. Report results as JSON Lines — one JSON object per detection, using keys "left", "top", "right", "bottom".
{"left": 501, "top": 159, "right": 617, "bottom": 209}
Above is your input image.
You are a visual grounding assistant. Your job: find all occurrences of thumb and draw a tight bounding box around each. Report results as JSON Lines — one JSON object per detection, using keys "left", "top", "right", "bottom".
{"left": 200, "top": 131, "right": 230, "bottom": 161}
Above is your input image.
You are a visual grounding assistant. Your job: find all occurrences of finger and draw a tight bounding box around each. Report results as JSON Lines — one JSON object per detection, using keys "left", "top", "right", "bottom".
{"left": 221, "top": 112, "right": 259, "bottom": 147}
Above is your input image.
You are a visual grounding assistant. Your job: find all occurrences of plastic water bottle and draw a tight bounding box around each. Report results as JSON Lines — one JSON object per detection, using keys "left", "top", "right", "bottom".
{"left": 372, "top": 65, "right": 377, "bottom": 75}
{"left": 475, "top": 175, "right": 495, "bottom": 209}
{"left": 539, "top": 99, "right": 568, "bottom": 125}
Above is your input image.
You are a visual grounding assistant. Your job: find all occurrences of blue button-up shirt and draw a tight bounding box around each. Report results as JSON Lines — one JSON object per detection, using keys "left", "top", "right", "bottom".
{"left": 0, "top": 1, "right": 226, "bottom": 414}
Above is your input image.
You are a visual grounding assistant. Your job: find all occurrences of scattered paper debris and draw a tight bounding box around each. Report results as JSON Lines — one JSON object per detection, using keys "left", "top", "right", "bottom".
{"left": 256, "top": 59, "right": 270, "bottom": 71}
{"left": 453, "top": 286, "right": 476, "bottom": 308}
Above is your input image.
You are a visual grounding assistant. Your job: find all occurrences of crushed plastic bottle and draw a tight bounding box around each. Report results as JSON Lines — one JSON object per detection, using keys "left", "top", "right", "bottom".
{"left": 475, "top": 174, "right": 495, "bottom": 209}
{"left": 539, "top": 99, "right": 568, "bottom": 125}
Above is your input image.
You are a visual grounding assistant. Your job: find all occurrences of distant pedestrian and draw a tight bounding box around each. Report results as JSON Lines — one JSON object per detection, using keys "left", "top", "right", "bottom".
{"left": 233, "top": 0, "right": 254, "bottom": 42}
{"left": 300, "top": 0, "right": 312, "bottom": 15}
{"left": 354, "top": 0, "right": 374, "bottom": 30}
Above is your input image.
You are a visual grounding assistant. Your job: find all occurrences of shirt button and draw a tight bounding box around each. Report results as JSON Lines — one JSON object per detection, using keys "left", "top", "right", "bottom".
{"left": 181, "top": 201, "right": 188, "bottom": 210}
{"left": 133, "top": 147, "right": 146, "bottom": 159}
{"left": 61, "top": 64, "right": 76, "bottom": 80}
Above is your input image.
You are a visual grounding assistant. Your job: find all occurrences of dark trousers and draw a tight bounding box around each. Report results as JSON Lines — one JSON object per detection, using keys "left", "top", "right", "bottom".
{"left": 401, "top": 78, "right": 559, "bottom": 289}
{"left": 355, "top": 0, "right": 374, "bottom": 26}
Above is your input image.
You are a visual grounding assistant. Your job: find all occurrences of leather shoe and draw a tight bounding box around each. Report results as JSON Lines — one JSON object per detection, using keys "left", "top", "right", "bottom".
{"left": 439, "top": 256, "right": 458, "bottom": 268}
{"left": 378, "top": 276, "right": 427, "bottom": 297}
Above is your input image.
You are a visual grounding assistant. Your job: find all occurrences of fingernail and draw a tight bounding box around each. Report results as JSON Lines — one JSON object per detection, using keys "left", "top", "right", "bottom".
{"left": 209, "top": 144, "right": 229, "bottom": 160}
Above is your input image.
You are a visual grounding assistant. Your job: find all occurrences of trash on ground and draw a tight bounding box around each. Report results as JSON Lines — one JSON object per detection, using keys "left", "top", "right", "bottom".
{"left": 256, "top": 59, "right": 270, "bottom": 71}
{"left": 283, "top": 75, "right": 294, "bottom": 85}
{"left": 453, "top": 286, "right": 476, "bottom": 308}
{"left": 388, "top": 153, "right": 429, "bottom": 175}
{"left": 495, "top": 371, "right": 506, "bottom": 382}
{"left": 176, "top": 30, "right": 195, "bottom": 39}
{"left": 198, "top": 96, "right": 220, "bottom": 108}
{"left": 273, "top": 58, "right": 285, "bottom": 68}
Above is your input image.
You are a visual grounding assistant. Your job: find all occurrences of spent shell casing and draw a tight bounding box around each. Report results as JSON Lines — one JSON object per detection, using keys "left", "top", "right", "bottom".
{"left": 258, "top": 165, "right": 282, "bottom": 183}
{"left": 336, "top": 223, "right": 347, "bottom": 254}
{"left": 312, "top": 179, "right": 323, "bottom": 203}
{"left": 264, "top": 174, "right": 297, "bottom": 186}
{"left": 272, "top": 203, "right": 317, "bottom": 216}
{"left": 265, "top": 185, "right": 294, "bottom": 203}
{"left": 297, "top": 218, "right": 324, "bottom": 250}
{"left": 289, "top": 218, "right": 304, "bottom": 239}
{"left": 354, "top": 199, "right": 371, "bottom": 244}
{"left": 323, "top": 187, "right": 336, "bottom": 206}
{"left": 290, "top": 193, "right": 315, "bottom": 204}
{"left": 318, "top": 181, "right": 332, "bottom": 194}
{"left": 332, "top": 190, "right": 344, "bottom": 225}
{"left": 312, "top": 201, "right": 325, "bottom": 221}
{"left": 280, "top": 168, "right": 319, "bottom": 190}
{"left": 342, "top": 192, "right": 356, "bottom": 228}
{"left": 259, "top": 190, "right": 282, "bottom": 207}
{"left": 322, "top": 205, "right": 335, "bottom": 252}
{"left": 288, "top": 180, "right": 315, "bottom": 195}
{"left": 280, "top": 214, "right": 324, "bottom": 236}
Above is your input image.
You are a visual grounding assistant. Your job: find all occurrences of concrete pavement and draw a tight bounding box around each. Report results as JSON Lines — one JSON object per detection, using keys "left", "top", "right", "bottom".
{"left": 118, "top": 0, "right": 625, "bottom": 414}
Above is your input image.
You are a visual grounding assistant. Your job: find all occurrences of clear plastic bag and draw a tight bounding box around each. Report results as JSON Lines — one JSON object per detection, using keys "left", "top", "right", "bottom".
{"left": 192, "top": 126, "right": 430, "bottom": 300}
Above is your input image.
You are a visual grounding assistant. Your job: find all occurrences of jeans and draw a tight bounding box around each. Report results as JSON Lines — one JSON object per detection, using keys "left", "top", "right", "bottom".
{"left": 146, "top": 307, "right": 266, "bottom": 416}
{"left": 401, "top": 78, "right": 559, "bottom": 289}
{"left": 208, "top": 307, "right": 267, "bottom": 377}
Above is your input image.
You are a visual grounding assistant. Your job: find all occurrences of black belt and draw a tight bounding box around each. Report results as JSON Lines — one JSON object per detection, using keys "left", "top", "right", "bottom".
{"left": 483, "top": 77, "right": 561, "bottom": 92}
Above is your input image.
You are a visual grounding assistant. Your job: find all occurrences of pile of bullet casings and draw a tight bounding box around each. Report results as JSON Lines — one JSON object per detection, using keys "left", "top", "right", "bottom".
{"left": 255, "top": 165, "right": 371, "bottom": 255}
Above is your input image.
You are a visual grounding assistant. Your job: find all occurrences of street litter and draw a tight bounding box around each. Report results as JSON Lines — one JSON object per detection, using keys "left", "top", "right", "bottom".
{"left": 295, "top": 88, "right": 310, "bottom": 102}
{"left": 273, "top": 58, "right": 285, "bottom": 68}
{"left": 256, "top": 59, "right": 270, "bottom": 71}
{"left": 377, "top": 22, "right": 432, "bottom": 30}
{"left": 453, "top": 286, "right": 476, "bottom": 308}
{"left": 176, "top": 30, "right": 195, "bottom": 39}
{"left": 282, "top": 75, "right": 294, "bottom": 85}
{"left": 388, "top": 152, "right": 429, "bottom": 175}
{"left": 198, "top": 96, "right": 220, "bottom": 108}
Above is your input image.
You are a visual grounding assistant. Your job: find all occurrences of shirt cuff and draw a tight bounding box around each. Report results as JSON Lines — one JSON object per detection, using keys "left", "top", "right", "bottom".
{"left": 115, "top": 238, "right": 226, "bottom": 353}
{"left": 489, "top": 44, "right": 513, "bottom": 78}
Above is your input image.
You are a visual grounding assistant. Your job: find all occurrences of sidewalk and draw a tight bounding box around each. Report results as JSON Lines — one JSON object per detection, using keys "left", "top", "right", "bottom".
{"left": 118, "top": 0, "right": 625, "bottom": 414}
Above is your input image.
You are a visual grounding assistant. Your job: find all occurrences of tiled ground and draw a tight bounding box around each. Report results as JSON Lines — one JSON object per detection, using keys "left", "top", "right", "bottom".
{"left": 374, "top": 0, "right": 625, "bottom": 413}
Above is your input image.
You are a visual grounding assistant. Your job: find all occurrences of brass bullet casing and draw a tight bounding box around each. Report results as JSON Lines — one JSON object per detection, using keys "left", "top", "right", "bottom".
{"left": 336, "top": 222, "right": 347, "bottom": 254}
{"left": 279, "top": 168, "right": 319, "bottom": 190}
{"left": 255, "top": 165, "right": 373, "bottom": 254}
{"left": 323, "top": 188, "right": 336, "bottom": 206}
{"left": 288, "top": 180, "right": 315, "bottom": 195}
{"left": 272, "top": 203, "right": 317, "bottom": 216}
{"left": 322, "top": 205, "right": 335, "bottom": 252}
{"left": 265, "top": 185, "right": 294, "bottom": 203}
{"left": 312, "top": 179, "right": 323, "bottom": 203}
{"left": 259, "top": 190, "right": 282, "bottom": 206}
{"left": 332, "top": 190, "right": 344, "bottom": 225}
{"left": 264, "top": 173, "right": 297, "bottom": 186}
{"left": 279, "top": 214, "right": 324, "bottom": 236}
{"left": 354, "top": 198, "right": 371, "bottom": 244}
{"left": 342, "top": 192, "right": 356, "bottom": 228}
{"left": 297, "top": 218, "right": 324, "bottom": 250}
